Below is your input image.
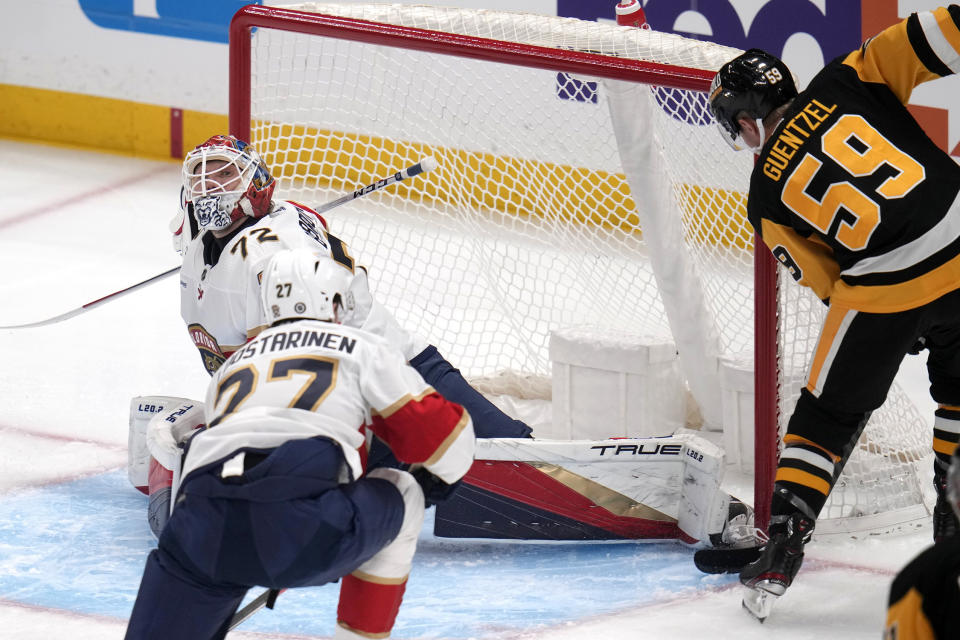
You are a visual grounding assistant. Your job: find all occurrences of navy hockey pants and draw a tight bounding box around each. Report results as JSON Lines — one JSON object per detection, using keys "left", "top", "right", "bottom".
{"left": 124, "top": 436, "right": 404, "bottom": 640}
{"left": 788, "top": 288, "right": 960, "bottom": 452}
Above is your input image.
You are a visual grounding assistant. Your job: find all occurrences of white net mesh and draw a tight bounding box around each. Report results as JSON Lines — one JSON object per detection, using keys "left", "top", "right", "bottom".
{"left": 241, "top": 3, "right": 932, "bottom": 533}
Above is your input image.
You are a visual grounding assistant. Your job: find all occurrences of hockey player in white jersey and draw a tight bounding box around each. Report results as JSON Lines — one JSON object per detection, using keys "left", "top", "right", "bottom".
{"left": 125, "top": 249, "right": 475, "bottom": 639}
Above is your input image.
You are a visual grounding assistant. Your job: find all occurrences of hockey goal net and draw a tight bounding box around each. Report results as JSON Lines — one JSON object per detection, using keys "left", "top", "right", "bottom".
{"left": 229, "top": 3, "right": 932, "bottom": 535}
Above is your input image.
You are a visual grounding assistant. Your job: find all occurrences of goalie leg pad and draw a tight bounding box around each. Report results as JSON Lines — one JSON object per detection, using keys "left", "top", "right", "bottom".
{"left": 132, "top": 397, "right": 205, "bottom": 536}
{"left": 434, "top": 434, "right": 747, "bottom": 545}
{"left": 675, "top": 434, "right": 753, "bottom": 545}
{"left": 128, "top": 396, "right": 193, "bottom": 494}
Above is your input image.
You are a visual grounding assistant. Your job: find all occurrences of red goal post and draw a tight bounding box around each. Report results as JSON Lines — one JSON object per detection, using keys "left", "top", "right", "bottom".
{"left": 226, "top": 3, "right": 929, "bottom": 536}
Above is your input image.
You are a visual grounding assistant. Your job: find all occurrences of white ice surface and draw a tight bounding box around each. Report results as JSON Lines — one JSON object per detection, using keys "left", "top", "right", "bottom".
{"left": 0, "top": 138, "right": 939, "bottom": 638}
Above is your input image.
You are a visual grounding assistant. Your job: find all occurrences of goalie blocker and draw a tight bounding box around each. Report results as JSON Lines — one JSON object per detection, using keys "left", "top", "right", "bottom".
{"left": 131, "top": 397, "right": 750, "bottom": 546}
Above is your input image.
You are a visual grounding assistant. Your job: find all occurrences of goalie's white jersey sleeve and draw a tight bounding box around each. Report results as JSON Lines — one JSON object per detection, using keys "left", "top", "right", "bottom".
{"left": 186, "top": 319, "right": 474, "bottom": 484}
{"left": 179, "top": 201, "right": 427, "bottom": 375}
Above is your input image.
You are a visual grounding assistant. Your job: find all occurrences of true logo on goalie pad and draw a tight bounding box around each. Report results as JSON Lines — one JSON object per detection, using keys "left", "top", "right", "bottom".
{"left": 590, "top": 443, "right": 682, "bottom": 456}
{"left": 165, "top": 404, "right": 197, "bottom": 424}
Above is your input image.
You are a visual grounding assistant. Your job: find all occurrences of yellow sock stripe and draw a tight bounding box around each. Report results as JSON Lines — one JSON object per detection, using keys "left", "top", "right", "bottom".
{"left": 775, "top": 467, "right": 832, "bottom": 496}
{"left": 937, "top": 403, "right": 960, "bottom": 413}
{"left": 933, "top": 437, "right": 959, "bottom": 456}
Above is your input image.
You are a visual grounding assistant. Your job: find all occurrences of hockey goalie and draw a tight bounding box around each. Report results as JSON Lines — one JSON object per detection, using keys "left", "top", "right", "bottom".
{"left": 127, "top": 134, "right": 751, "bottom": 550}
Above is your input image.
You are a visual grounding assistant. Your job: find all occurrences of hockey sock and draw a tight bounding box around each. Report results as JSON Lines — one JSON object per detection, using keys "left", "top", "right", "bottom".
{"left": 933, "top": 405, "right": 960, "bottom": 471}
{"left": 771, "top": 437, "right": 836, "bottom": 523}
{"left": 336, "top": 572, "right": 407, "bottom": 637}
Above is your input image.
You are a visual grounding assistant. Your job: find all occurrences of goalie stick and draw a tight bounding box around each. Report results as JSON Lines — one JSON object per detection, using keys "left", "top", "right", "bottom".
{"left": 0, "top": 266, "right": 182, "bottom": 330}
{"left": 0, "top": 157, "right": 439, "bottom": 330}
{"left": 315, "top": 155, "right": 438, "bottom": 214}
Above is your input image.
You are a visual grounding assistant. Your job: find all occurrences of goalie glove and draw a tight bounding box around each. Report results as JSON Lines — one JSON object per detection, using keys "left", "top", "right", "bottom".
{"left": 145, "top": 400, "right": 206, "bottom": 537}
{"left": 410, "top": 466, "right": 463, "bottom": 507}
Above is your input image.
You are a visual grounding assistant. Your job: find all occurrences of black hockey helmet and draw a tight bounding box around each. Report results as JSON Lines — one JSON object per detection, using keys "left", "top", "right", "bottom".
{"left": 709, "top": 48, "right": 797, "bottom": 150}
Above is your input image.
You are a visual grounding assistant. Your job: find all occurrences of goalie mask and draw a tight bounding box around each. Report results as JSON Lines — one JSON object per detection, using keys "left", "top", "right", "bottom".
{"left": 709, "top": 49, "right": 797, "bottom": 151}
{"left": 261, "top": 249, "right": 354, "bottom": 324}
{"left": 181, "top": 135, "right": 276, "bottom": 233}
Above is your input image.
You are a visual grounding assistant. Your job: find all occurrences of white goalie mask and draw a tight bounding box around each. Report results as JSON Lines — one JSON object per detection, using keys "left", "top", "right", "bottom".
{"left": 261, "top": 249, "right": 355, "bottom": 324}
{"left": 181, "top": 135, "right": 275, "bottom": 233}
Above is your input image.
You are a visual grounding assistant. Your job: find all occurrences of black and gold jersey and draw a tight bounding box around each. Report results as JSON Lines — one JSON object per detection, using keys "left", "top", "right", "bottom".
{"left": 748, "top": 6, "right": 960, "bottom": 313}
{"left": 885, "top": 537, "right": 960, "bottom": 640}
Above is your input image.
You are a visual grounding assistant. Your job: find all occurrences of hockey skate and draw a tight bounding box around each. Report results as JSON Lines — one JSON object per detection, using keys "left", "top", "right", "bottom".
{"left": 934, "top": 473, "right": 959, "bottom": 542}
{"left": 738, "top": 512, "right": 813, "bottom": 622}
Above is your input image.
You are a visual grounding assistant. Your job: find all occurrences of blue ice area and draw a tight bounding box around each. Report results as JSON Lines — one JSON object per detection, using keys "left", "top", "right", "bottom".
{"left": 0, "top": 471, "right": 737, "bottom": 638}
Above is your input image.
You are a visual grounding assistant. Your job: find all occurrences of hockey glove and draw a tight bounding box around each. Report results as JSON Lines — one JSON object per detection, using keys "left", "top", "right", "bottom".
{"left": 411, "top": 467, "right": 463, "bottom": 507}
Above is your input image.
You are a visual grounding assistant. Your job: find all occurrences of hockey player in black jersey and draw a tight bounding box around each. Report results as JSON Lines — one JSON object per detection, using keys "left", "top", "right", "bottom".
{"left": 885, "top": 446, "right": 960, "bottom": 639}
{"left": 701, "top": 5, "right": 960, "bottom": 620}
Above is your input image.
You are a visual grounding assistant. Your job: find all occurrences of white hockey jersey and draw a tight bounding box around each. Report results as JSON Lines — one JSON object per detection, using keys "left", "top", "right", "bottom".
{"left": 179, "top": 201, "right": 427, "bottom": 375}
{"left": 184, "top": 319, "right": 475, "bottom": 484}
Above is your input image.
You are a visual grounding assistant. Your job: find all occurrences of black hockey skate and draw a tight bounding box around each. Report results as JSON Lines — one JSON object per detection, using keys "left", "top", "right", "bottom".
{"left": 934, "top": 473, "right": 960, "bottom": 542}
{"left": 738, "top": 512, "right": 813, "bottom": 621}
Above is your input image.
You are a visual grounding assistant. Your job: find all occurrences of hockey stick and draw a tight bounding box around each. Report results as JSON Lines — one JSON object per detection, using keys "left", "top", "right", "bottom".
{"left": 0, "top": 266, "right": 181, "bottom": 330}
{"left": 314, "top": 155, "right": 438, "bottom": 214}
{"left": 228, "top": 588, "right": 284, "bottom": 631}
{"left": 0, "top": 157, "right": 439, "bottom": 330}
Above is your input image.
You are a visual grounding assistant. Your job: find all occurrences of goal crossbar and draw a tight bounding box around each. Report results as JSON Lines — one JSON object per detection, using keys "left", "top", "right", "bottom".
{"left": 229, "top": 5, "right": 716, "bottom": 142}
